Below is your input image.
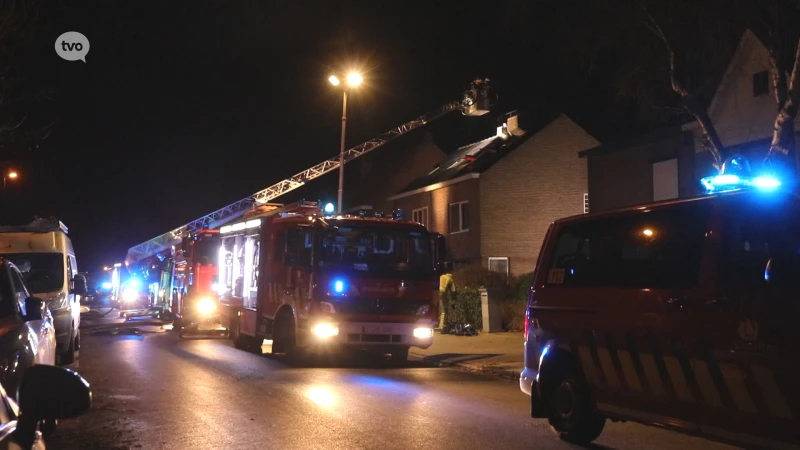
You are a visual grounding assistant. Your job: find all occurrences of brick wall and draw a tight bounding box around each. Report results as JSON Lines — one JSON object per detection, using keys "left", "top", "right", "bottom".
{"left": 390, "top": 176, "right": 481, "bottom": 263}
{"left": 345, "top": 132, "right": 446, "bottom": 213}
{"left": 479, "top": 115, "right": 599, "bottom": 276}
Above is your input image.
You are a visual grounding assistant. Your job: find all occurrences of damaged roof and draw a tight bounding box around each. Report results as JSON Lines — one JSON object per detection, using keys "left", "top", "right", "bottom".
{"left": 392, "top": 116, "right": 532, "bottom": 195}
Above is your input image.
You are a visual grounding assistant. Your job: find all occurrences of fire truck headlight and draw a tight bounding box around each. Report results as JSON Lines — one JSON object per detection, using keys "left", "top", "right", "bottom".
{"left": 311, "top": 323, "right": 339, "bottom": 339}
{"left": 197, "top": 298, "right": 216, "bottom": 315}
{"left": 416, "top": 305, "right": 430, "bottom": 315}
{"left": 413, "top": 327, "right": 434, "bottom": 339}
{"left": 122, "top": 289, "right": 137, "bottom": 302}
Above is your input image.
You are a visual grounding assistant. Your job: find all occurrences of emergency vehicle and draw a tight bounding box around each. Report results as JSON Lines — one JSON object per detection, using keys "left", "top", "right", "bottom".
{"left": 521, "top": 155, "right": 800, "bottom": 448}
{"left": 170, "top": 229, "right": 221, "bottom": 317}
{"left": 217, "top": 200, "right": 445, "bottom": 362}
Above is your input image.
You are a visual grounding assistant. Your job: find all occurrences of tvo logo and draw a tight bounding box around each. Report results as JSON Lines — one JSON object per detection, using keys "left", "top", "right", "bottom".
{"left": 55, "top": 31, "right": 90, "bottom": 63}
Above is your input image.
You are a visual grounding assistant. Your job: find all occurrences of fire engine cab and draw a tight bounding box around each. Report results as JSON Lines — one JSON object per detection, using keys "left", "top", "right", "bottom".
{"left": 218, "top": 200, "right": 445, "bottom": 363}
{"left": 521, "top": 156, "right": 800, "bottom": 448}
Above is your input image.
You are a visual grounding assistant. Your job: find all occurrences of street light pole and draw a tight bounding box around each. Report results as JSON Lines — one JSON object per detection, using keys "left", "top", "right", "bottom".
{"left": 337, "top": 90, "right": 347, "bottom": 215}
{"left": 329, "top": 72, "right": 362, "bottom": 215}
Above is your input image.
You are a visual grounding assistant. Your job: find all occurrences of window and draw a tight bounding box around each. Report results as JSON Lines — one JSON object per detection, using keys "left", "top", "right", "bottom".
{"left": 652, "top": 158, "right": 679, "bottom": 201}
{"left": 10, "top": 269, "right": 27, "bottom": 316}
{"left": 753, "top": 70, "right": 769, "bottom": 97}
{"left": 412, "top": 207, "right": 429, "bottom": 228}
{"left": 317, "top": 226, "right": 433, "bottom": 276}
{"left": 449, "top": 201, "right": 469, "bottom": 234}
{"left": 488, "top": 257, "right": 509, "bottom": 282}
{"left": 4, "top": 253, "right": 65, "bottom": 294}
{"left": 546, "top": 203, "right": 710, "bottom": 288}
{"left": 583, "top": 193, "right": 589, "bottom": 214}
{"left": 285, "top": 227, "right": 312, "bottom": 266}
{"left": 719, "top": 199, "right": 800, "bottom": 288}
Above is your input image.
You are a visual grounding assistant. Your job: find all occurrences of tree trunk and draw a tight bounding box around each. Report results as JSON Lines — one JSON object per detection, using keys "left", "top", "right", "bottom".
{"left": 767, "top": 35, "right": 800, "bottom": 176}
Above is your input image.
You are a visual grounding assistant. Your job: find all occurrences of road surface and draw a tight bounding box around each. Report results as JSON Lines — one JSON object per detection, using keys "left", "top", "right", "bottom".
{"left": 49, "top": 316, "right": 739, "bottom": 449}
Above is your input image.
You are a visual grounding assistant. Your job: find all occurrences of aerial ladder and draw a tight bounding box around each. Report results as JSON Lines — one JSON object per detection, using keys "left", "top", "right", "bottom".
{"left": 126, "top": 78, "right": 497, "bottom": 268}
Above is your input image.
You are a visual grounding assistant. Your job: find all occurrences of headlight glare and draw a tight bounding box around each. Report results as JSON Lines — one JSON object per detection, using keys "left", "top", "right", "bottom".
{"left": 197, "top": 298, "right": 216, "bottom": 315}
{"left": 311, "top": 323, "right": 339, "bottom": 339}
{"left": 413, "top": 327, "right": 433, "bottom": 339}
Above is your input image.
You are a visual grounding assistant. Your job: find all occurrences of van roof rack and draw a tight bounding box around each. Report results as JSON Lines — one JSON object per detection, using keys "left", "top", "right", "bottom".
{"left": 0, "top": 217, "right": 69, "bottom": 234}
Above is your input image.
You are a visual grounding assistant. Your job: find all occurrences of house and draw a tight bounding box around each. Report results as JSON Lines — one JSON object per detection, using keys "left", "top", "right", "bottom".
{"left": 580, "top": 29, "right": 800, "bottom": 212}
{"left": 388, "top": 112, "right": 600, "bottom": 277}
{"left": 684, "top": 29, "right": 800, "bottom": 163}
{"left": 342, "top": 130, "right": 448, "bottom": 214}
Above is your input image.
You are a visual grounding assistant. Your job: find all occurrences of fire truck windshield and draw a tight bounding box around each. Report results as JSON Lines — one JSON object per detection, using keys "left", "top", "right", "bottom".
{"left": 193, "top": 235, "right": 220, "bottom": 265}
{"left": 318, "top": 226, "right": 432, "bottom": 277}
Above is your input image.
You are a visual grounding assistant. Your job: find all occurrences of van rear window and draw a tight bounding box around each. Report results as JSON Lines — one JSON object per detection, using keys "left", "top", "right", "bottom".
{"left": 546, "top": 203, "right": 710, "bottom": 288}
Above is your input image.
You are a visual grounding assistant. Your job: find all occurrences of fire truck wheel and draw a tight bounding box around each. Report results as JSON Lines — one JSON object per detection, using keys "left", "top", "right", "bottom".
{"left": 546, "top": 369, "right": 605, "bottom": 444}
{"left": 272, "top": 315, "right": 294, "bottom": 354}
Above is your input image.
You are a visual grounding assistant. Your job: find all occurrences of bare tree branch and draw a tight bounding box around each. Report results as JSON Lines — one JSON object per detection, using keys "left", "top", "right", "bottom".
{"left": 787, "top": 35, "right": 800, "bottom": 116}
{"left": 0, "top": 114, "right": 24, "bottom": 133}
{"left": 635, "top": 0, "right": 724, "bottom": 166}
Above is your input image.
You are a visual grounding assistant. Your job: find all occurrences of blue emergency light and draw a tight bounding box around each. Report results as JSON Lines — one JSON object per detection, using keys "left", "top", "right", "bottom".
{"left": 700, "top": 155, "right": 782, "bottom": 194}
{"left": 324, "top": 203, "right": 335, "bottom": 214}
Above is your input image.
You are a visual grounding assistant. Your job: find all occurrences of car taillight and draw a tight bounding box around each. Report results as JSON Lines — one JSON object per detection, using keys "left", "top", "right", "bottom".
{"left": 523, "top": 309, "right": 530, "bottom": 341}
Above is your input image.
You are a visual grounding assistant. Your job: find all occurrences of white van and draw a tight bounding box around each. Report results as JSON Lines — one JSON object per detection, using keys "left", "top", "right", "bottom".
{"left": 0, "top": 217, "right": 86, "bottom": 364}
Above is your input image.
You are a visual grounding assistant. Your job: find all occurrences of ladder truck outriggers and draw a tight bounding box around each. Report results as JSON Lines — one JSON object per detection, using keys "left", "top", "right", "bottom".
{"left": 125, "top": 78, "right": 496, "bottom": 341}
{"left": 218, "top": 201, "right": 448, "bottom": 362}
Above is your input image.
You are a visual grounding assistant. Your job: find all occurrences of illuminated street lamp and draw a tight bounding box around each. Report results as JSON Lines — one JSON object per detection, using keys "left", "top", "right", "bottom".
{"left": 328, "top": 71, "right": 363, "bottom": 214}
{"left": 2, "top": 165, "right": 18, "bottom": 209}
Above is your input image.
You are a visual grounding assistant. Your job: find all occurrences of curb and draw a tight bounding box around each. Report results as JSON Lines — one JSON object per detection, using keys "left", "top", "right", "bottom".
{"left": 408, "top": 351, "right": 521, "bottom": 381}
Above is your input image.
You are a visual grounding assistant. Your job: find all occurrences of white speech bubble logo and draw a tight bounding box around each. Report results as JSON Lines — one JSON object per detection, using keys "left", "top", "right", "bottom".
{"left": 55, "top": 31, "right": 90, "bottom": 62}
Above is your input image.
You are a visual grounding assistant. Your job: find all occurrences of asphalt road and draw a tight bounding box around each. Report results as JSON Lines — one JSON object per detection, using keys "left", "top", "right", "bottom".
{"left": 47, "top": 315, "right": 739, "bottom": 450}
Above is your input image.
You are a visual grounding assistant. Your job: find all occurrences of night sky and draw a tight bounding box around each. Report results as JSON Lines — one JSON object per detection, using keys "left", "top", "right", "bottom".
{"left": 3, "top": 0, "right": 723, "bottom": 274}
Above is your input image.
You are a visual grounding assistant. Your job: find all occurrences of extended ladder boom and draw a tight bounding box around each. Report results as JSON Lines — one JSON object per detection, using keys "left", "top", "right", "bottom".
{"left": 126, "top": 79, "right": 496, "bottom": 266}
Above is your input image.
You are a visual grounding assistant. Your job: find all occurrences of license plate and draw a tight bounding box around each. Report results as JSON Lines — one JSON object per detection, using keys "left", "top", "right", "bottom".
{"left": 365, "top": 325, "right": 392, "bottom": 334}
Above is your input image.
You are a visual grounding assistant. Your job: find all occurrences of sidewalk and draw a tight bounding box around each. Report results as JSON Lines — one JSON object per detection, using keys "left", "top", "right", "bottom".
{"left": 409, "top": 331, "right": 524, "bottom": 380}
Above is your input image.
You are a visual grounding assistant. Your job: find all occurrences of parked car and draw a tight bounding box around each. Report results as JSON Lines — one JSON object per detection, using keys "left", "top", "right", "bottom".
{"left": 0, "top": 258, "right": 56, "bottom": 396}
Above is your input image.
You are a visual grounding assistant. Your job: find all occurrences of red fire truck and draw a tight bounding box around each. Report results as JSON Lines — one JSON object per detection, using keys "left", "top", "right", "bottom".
{"left": 217, "top": 200, "right": 446, "bottom": 362}
{"left": 171, "top": 229, "right": 221, "bottom": 323}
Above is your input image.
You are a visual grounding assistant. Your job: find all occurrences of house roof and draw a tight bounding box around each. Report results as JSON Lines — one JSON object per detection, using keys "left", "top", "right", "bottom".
{"left": 391, "top": 126, "right": 531, "bottom": 196}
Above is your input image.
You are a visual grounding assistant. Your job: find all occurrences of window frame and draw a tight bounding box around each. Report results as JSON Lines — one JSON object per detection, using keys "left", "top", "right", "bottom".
{"left": 412, "top": 207, "right": 429, "bottom": 228}
{"left": 753, "top": 70, "right": 769, "bottom": 97}
{"left": 488, "top": 257, "right": 510, "bottom": 282}
{"left": 448, "top": 201, "right": 470, "bottom": 234}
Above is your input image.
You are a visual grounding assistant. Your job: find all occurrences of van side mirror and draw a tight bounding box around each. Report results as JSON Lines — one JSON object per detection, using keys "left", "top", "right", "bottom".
{"left": 12, "top": 365, "right": 91, "bottom": 449}
{"left": 71, "top": 274, "right": 87, "bottom": 296}
{"left": 23, "top": 297, "right": 43, "bottom": 321}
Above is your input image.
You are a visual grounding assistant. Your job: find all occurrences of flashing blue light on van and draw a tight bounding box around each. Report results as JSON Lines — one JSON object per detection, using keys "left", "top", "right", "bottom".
{"left": 701, "top": 173, "right": 782, "bottom": 193}
{"left": 101, "top": 282, "right": 112, "bottom": 289}
{"left": 127, "top": 278, "right": 141, "bottom": 289}
{"left": 752, "top": 176, "right": 781, "bottom": 189}
{"left": 324, "top": 203, "right": 335, "bottom": 214}
{"left": 700, "top": 155, "right": 783, "bottom": 194}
